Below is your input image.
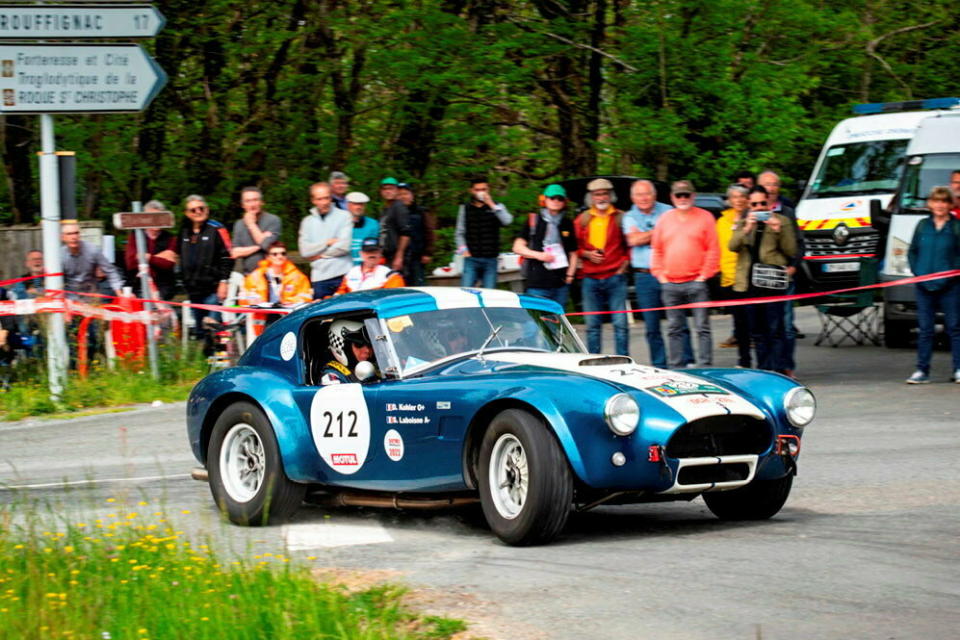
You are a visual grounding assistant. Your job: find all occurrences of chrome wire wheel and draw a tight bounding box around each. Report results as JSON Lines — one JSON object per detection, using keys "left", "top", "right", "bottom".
{"left": 489, "top": 433, "right": 528, "bottom": 519}
{"left": 219, "top": 423, "right": 265, "bottom": 503}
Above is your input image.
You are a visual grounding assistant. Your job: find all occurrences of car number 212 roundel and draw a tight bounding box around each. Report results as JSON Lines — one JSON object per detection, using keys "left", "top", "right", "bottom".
{"left": 309, "top": 384, "right": 371, "bottom": 475}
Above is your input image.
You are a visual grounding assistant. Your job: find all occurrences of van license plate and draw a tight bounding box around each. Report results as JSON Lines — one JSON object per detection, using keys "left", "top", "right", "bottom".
{"left": 823, "top": 262, "right": 860, "bottom": 273}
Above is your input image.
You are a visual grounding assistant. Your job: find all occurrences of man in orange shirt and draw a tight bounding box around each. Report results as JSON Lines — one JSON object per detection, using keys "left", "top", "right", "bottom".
{"left": 574, "top": 178, "right": 630, "bottom": 355}
{"left": 651, "top": 180, "right": 720, "bottom": 368}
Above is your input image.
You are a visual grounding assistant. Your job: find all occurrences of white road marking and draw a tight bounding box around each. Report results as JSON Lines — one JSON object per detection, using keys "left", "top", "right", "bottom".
{"left": 282, "top": 522, "right": 394, "bottom": 549}
{"left": 0, "top": 473, "right": 192, "bottom": 490}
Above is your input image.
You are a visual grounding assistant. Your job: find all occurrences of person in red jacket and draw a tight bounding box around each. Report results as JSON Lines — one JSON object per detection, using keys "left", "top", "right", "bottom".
{"left": 574, "top": 178, "right": 630, "bottom": 355}
{"left": 123, "top": 200, "right": 178, "bottom": 300}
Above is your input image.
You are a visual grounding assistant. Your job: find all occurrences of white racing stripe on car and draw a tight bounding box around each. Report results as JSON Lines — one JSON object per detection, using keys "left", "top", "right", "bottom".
{"left": 489, "top": 352, "right": 766, "bottom": 422}
{"left": 407, "top": 287, "right": 480, "bottom": 309}
{"left": 477, "top": 289, "right": 522, "bottom": 308}
{"left": 282, "top": 521, "right": 394, "bottom": 549}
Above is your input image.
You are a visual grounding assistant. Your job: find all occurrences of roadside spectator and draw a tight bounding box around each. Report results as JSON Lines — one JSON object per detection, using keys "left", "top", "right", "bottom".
{"left": 379, "top": 177, "right": 411, "bottom": 273}
{"left": 176, "top": 195, "right": 233, "bottom": 335}
{"left": 574, "top": 178, "right": 630, "bottom": 356}
{"left": 623, "top": 179, "right": 692, "bottom": 368}
{"left": 512, "top": 184, "right": 579, "bottom": 306}
{"left": 336, "top": 238, "right": 406, "bottom": 294}
{"left": 729, "top": 186, "right": 797, "bottom": 373}
{"left": 346, "top": 191, "right": 379, "bottom": 264}
{"left": 759, "top": 170, "right": 795, "bottom": 209}
{"left": 329, "top": 171, "right": 350, "bottom": 211}
{"left": 298, "top": 182, "right": 353, "bottom": 299}
{"left": 229, "top": 187, "right": 281, "bottom": 276}
{"left": 11, "top": 249, "right": 44, "bottom": 299}
{"left": 905, "top": 186, "right": 960, "bottom": 384}
{"left": 0, "top": 286, "right": 20, "bottom": 381}
{"left": 124, "top": 199, "right": 178, "bottom": 300}
{"left": 715, "top": 185, "right": 752, "bottom": 368}
{"left": 650, "top": 180, "right": 720, "bottom": 368}
{"left": 949, "top": 170, "right": 960, "bottom": 219}
{"left": 456, "top": 176, "right": 513, "bottom": 289}
{"left": 240, "top": 241, "right": 312, "bottom": 307}
{"left": 61, "top": 221, "right": 123, "bottom": 297}
{"left": 398, "top": 183, "right": 435, "bottom": 286}
{"left": 733, "top": 170, "right": 756, "bottom": 189}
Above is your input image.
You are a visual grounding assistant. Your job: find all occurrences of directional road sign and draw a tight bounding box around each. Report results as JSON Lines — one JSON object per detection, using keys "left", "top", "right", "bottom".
{"left": 0, "top": 43, "right": 167, "bottom": 113}
{"left": 0, "top": 5, "right": 165, "bottom": 39}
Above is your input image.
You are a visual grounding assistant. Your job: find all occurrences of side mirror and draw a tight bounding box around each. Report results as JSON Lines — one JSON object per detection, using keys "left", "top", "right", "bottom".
{"left": 354, "top": 360, "right": 377, "bottom": 382}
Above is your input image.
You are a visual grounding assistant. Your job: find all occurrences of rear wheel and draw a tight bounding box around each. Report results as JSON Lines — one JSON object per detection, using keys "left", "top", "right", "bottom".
{"left": 702, "top": 474, "right": 793, "bottom": 521}
{"left": 208, "top": 401, "right": 305, "bottom": 525}
{"left": 478, "top": 409, "right": 573, "bottom": 545}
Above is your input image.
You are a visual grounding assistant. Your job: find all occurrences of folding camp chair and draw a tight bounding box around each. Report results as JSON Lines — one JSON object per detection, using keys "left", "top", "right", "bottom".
{"left": 814, "top": 259, "right": 881, "bottom": 347}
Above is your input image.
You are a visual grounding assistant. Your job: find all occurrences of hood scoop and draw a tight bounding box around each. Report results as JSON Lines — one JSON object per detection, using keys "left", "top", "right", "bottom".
{"left": 578, "top": 355, "right": 633, "bottom": 367}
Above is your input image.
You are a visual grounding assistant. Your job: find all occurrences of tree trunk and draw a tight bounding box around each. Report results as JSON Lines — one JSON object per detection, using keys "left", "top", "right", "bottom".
{"left": 1, "top": 115, "right": 36, "bottom": 224}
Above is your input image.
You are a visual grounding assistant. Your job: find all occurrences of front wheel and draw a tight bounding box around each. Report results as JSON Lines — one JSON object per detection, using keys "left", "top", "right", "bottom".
{"left": 478, "top": 409, "right": 573, "bottom": 546}
{"left": 207, "top": 401, "right": 305, "bottom": 525}
{"left": 702, "top": 474, "right": 793, "bottom": 521}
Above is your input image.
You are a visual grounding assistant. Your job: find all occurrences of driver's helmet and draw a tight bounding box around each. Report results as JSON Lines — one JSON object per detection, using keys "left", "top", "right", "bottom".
{"left": 329, "top": 319, "right": 369, "bottom": 366}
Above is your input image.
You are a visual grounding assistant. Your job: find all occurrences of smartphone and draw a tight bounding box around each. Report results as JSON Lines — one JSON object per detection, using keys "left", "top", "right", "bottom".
{"left": 753, "top": 210, "right": 771, "bottom": 222}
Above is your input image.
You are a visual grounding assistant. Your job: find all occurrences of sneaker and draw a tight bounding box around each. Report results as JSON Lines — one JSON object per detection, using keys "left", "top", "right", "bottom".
{"left": 905, "top": 370, "right": 930, "bottom": 384}
{"left": 953, "top": 369, "right": 960, "bottom": 384}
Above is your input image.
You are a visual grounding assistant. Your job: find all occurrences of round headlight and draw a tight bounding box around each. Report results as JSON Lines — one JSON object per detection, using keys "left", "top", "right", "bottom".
{"left": 784, "top": 387, "right": 816, "bottom": 427}
{"left": 604, "top": 393, "right": 640, "bottom": 436}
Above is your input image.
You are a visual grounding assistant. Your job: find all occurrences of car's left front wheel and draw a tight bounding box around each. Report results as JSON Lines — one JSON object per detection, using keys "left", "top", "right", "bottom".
{"left": 207, "top": 401, "right": 305, "bottom": 525}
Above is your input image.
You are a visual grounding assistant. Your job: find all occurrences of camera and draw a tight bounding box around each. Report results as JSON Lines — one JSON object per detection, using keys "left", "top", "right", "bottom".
{"left": 753, "top": 210, "right": 771, "bottom": 222}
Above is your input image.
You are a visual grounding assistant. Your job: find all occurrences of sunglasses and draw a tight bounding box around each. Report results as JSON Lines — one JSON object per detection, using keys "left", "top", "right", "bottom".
{"left": 187, "top": 206, "right": 207, "bottom": 213}
{"left": 673, "top": 192, "right": 692, "bottom": 199}
{"left": 269, "top": 251, "right": 287, "bottom": 257}
{"left": 547, "top": 196, "right": 566, "bottom": 201}
{"left": 749, "top": 201, "right": 768, "bottom": 207}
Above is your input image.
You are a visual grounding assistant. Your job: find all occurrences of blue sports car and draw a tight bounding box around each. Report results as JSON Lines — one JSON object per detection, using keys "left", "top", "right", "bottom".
{"left": 187, "top": 287, "right": 815, "bottom": 545}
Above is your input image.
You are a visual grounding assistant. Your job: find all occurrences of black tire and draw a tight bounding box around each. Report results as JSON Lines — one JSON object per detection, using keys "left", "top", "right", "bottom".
{"left": 883, "top": 316, "right": 913, "bottom": 349}
{"left": 702, "top": 474, "right": 793, "bottom": 521}
{"left": 477, "top": 409, "right": 573, "bottom": 546}
{"left": 207, "top": 401, "right": 306, "bottom": 525}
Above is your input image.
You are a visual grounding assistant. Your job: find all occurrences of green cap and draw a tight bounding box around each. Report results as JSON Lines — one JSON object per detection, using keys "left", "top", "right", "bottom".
{"left": 380, "top": 177, "right": 398, "bottom": 186}
{"left": 543, "top": 184, "right": 567, "bottom": 198}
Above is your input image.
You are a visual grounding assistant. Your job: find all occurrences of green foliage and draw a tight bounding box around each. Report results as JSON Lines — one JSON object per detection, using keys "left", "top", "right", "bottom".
{"left": 1, "top": 0, "right": 956, "bottom": 227}
{"left": 0, "top": 506, "right": 465, "bottom": 639}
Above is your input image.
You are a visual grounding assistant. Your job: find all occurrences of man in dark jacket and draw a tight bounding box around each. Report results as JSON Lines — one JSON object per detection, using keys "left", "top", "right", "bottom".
{"left": 512, "top": 184, "right": 579, "bottom": 306}
{"left": 455, "top": 176, "right": 513, "bottom": 288}
{"left": 396, "top": 183, "right": 435, "bottom": 286}
{"left": 176, "top": 194, "right": 233, "bottom": 337}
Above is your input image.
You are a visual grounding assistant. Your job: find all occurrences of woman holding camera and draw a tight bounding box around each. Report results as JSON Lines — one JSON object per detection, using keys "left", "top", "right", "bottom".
{"left": 729, "top": 185, "right": 797, "bottom": 374}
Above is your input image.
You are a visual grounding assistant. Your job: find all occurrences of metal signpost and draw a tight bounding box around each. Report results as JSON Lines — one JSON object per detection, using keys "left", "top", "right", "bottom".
{"left": 0, "top": 3, "right": 166, "bottom": 398}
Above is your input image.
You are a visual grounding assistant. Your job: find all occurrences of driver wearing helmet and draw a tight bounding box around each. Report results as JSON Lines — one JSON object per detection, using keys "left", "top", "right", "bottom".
{"left": 321, "top": 319, "right": 377, "bottom": 385}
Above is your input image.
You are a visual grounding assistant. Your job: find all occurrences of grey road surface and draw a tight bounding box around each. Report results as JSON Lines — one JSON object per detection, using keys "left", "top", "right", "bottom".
{"left": 2, "top": 309, "right": 958, "bottom": 639}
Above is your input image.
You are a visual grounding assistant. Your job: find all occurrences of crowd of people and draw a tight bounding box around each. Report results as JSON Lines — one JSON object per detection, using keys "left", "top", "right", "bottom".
{"left": 1, "top": 168, "right": 958, "bottom": 384}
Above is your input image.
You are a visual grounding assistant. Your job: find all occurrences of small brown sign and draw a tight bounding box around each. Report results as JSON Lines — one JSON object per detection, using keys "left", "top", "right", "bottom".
{"left": 113, "top": 211, "right": 175, "bottom": 230}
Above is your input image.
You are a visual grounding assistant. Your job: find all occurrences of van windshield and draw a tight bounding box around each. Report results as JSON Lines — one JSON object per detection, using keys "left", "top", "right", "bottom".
{"left": 807, "top": 140, "right": 909, "bottom": 198}
{"left": 900, "top": 153, "right": 960, "bottom": 209}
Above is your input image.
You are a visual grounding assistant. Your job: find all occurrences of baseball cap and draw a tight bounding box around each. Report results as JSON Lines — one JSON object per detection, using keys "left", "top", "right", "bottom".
{"left": 380, "top": 177, "right": 398, "bottom": 186}
{"left": 346, "top": 191, "right": 370, "bottom": 204}
{"left": 671, "top": 179, "right": 695, "bottom": 194}
{"left": 586, "top": 178, "right": 614, "bottom": 192}
{"left": 543, "top": 184, "right": 567, "bottom": 198}
{"left": 360, "top": 237, "right": 381, "bottom": 252}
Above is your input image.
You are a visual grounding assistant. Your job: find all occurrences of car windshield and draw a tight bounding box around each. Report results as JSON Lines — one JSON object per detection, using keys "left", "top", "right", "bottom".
{"left": 900, "top": 153, "right": 960, "bottom": 209}
{"left": 383, "top": 306, "right": 583, "bottom": 374}
{"left": 807, "top": 139, "right": 909, "bottom": 198}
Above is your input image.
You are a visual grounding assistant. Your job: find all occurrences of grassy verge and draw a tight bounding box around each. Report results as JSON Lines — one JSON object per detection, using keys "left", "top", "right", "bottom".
{"left": 1, "top": 345, "right": 208, "bottom": 421}
{"left": 0, "top": 505, "right": 465, "bottom": 640}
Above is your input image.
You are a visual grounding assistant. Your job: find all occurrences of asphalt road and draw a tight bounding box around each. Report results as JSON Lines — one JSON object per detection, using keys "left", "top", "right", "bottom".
{"left": 2, "top": 308, "right": 958, "bottom": 639}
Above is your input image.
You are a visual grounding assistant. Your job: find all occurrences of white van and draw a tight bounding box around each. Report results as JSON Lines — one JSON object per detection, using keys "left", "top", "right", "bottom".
{"left": 880, "top": 112, "right": 960, "bottom": 347}
{"left": 796, "top": 98, "right": 959, "bottom": 291}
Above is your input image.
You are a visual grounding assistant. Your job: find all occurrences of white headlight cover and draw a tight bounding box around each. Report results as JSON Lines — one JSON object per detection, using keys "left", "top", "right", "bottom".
{"left": 785, "top": 387, "right": 816, "bottom": 427}
{"left": 604, "top": 393, "right": 640, "bottom": 436}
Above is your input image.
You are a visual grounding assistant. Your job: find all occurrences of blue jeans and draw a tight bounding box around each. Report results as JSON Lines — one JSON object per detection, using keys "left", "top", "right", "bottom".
{"left": 582, "top": 274, "right": 629, "bottom": 356}
{"left": 633, "top": 272, "right": 692, "bottom": 368}
{"left": 661, "top": 280, "right": 712, "bottom": 367}
{"left": 189, "top": 292, "right": 221, "bottom": 339}
{"left": 748, "top": 299, "right": 787, "bottom": 371}
{"left": 782, "top": 280, "right": 797, "bottom": 370}
{"left": 312, "top": 276, "right": 343, "bottom": 300}
{"left": 526, "top": 286, "right": 569, "bottom": 309}
{"left": 915, "top": 282, "right": 960, "bottom": 374}
{"left": 462, "top": 256, "right": 499, "bottom": 289}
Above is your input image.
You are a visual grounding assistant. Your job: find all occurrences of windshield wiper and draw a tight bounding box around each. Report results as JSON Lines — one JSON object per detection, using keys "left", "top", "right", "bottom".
{"left": 476, "top": 325, "right": 502, "bottom": 363}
